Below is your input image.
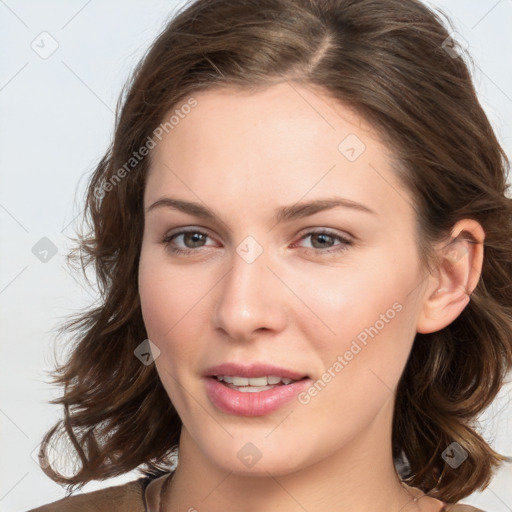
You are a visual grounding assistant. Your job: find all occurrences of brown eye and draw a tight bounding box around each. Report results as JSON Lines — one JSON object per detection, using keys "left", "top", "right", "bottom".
{"left": 309, "top": 233, "right": 336, "bottom": 249}
{"left": 162, "top": 229, "right": 214, "bottom": 254}
{"left": 295, "top": 229, "right": 353, "bottom": 255}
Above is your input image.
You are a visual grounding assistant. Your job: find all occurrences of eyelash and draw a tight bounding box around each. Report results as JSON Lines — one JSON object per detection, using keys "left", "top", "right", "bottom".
{"left": 161, "top": 228, "right": 353, "bottom": 256}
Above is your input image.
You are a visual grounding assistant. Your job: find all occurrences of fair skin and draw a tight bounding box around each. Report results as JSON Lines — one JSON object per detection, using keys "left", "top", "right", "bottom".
{"left": 138, "top": 82, "right": 484, "bottom": 512}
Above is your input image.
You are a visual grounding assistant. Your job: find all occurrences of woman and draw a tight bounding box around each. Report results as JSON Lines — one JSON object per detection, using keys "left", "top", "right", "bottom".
{"left": 30, "top": 0, "right": 512, "bottom": 511}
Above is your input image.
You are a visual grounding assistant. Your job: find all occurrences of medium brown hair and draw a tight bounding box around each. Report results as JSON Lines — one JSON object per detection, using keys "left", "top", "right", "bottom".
{"left": 41, "top": 0, "right": 512, "bottom": 503}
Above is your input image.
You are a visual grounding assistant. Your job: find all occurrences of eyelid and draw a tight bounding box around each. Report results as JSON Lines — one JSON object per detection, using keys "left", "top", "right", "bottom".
{"left": 296, "top": 226, "right": 354, "bottom": 242}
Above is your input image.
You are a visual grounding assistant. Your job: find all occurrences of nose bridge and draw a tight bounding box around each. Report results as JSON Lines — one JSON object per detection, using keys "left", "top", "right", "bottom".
{"left": 213, "top": 237, "right": 286, "bottom": 339}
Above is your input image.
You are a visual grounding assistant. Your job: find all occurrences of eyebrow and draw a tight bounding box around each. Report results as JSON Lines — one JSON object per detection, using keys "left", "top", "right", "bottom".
{"left": 146, "top": 196, "right": 376, "bottom": 224}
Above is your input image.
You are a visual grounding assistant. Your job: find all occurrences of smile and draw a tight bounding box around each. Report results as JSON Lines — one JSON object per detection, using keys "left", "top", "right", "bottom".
{"left": 215, "top": 375, "right": 296, "bottom": 391}
{"left": 206, "top": 375, "right": 310, "bottom": 416}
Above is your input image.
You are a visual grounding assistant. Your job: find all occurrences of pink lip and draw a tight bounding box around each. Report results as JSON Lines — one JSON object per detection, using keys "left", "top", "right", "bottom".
{"left": 204, "top": 362, "right": 307, "bottom": 381}
{"left": 203, "top": 362, "right": 311, "bottom": 417}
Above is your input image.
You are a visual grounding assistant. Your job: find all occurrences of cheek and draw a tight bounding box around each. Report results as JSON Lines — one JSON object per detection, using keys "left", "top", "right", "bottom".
{"left": 295, "top": 251, "right": 419, "bottom": 396}
{"left": 138, "top": 252, "right": 185, "bottom": 350}
{"left": 138, "top": 250, "right": 213, "bottom": 371}
{"left": 294, "top": 256, "right": 412, "bottom": 342}
{"left": 138, "top": 255, "right": 197, "bottom": 407}
{"left": 138, "top": 257, "right": 168, "bottom": 342}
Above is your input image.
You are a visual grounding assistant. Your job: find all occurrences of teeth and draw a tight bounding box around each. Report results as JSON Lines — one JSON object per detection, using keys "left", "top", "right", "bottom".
{"left": 235, "top": 386, "right": 274, "bottom": 392}
{"left": 215, "top": 375, "right": 297, "bottom": 386}
{"left": 247, "top": 376, "right": 267, "bottom": 386}
{"left": 233, "top": 376, "right": 249, "bottom": 386}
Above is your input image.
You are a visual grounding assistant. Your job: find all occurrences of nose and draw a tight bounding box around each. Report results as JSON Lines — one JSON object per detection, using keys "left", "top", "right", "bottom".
{"left": 212, "top": 242, "right": 288, "bottom": 342}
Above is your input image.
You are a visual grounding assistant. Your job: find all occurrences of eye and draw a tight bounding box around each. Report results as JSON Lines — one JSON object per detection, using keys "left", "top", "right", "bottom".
{"left": 162, "top": 228, "right": 216, "bottom": 255}
{"left": 293, "top": 229, "right": 353, "bottom": 255}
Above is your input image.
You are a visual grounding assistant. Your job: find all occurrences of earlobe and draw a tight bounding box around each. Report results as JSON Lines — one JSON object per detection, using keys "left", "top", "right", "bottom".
{"left": 416, "top": 219, "right": 485, "bottom": 334}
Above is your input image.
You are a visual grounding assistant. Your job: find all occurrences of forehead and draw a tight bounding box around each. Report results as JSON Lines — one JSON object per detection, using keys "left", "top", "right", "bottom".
{"left": 144, "top": 82, "right": 413, "bottom": 224}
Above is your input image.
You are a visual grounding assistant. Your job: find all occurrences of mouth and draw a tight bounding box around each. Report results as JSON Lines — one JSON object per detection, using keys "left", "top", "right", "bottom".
{"left": 212, "top": 374, "right": 307, "bottom": 392}
{"left": 204, "top": 363, "right": 311, "bottom": 416}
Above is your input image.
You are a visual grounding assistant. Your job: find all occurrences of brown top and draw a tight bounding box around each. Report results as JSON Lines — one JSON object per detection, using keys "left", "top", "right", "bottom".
{"left": 27, "top": 477, "right": 487, "bottom": 512}
{"left": 27, "top": 479, "right": 147, "bottom": 512}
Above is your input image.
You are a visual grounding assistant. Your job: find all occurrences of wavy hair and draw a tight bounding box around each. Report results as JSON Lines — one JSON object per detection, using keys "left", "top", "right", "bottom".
{"left": 40, "top": 0, "right": 512, "bottom": 503}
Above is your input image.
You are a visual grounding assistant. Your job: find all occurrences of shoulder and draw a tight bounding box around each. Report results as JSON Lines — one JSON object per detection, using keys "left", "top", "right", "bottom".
{"left": 26, "top": 478, "right": 147, "bottom": 512}
{"left": 444, "top": 504, "right": 487, "bottom": 511}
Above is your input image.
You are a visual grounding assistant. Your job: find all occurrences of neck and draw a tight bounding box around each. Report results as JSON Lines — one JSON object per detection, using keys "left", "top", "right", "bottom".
{"left": 158, "top": 404, "right": 441, "bottom": 512}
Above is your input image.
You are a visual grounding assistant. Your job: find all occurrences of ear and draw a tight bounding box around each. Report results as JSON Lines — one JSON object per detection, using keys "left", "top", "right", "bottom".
{"left": 416, "top": 219, "right": 485, "bottom": 334}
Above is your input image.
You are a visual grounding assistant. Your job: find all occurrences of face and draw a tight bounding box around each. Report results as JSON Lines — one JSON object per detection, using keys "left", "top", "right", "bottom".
{"left": 138, "top": 82, "right": 428, "bottom": 476}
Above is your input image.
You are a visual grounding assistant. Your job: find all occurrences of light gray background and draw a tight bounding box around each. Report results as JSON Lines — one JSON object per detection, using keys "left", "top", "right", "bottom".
{"left": 1, "top": 1, "right": 511, "bottom": 511}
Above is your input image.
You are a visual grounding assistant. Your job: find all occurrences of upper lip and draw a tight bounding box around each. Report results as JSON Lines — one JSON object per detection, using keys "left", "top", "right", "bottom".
{"left": 204, "top": 362, "right": 308, "bottom": 381}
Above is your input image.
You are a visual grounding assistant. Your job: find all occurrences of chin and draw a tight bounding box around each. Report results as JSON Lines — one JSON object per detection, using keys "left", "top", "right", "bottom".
{"left": 187, "top": 426, "right": 317, "bottom": 477}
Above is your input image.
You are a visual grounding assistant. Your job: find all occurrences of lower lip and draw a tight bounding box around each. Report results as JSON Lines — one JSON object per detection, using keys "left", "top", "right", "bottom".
{"left": 205, "top": 377, "right": 311, "bottom": 416}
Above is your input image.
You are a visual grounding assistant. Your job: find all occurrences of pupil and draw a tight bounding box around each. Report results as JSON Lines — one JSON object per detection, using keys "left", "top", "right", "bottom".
{"left": 186, "top": 232, "right": 205, "bottom": 247}
{"left": 313, "top": 234, "right": 332, "bottom": 248}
